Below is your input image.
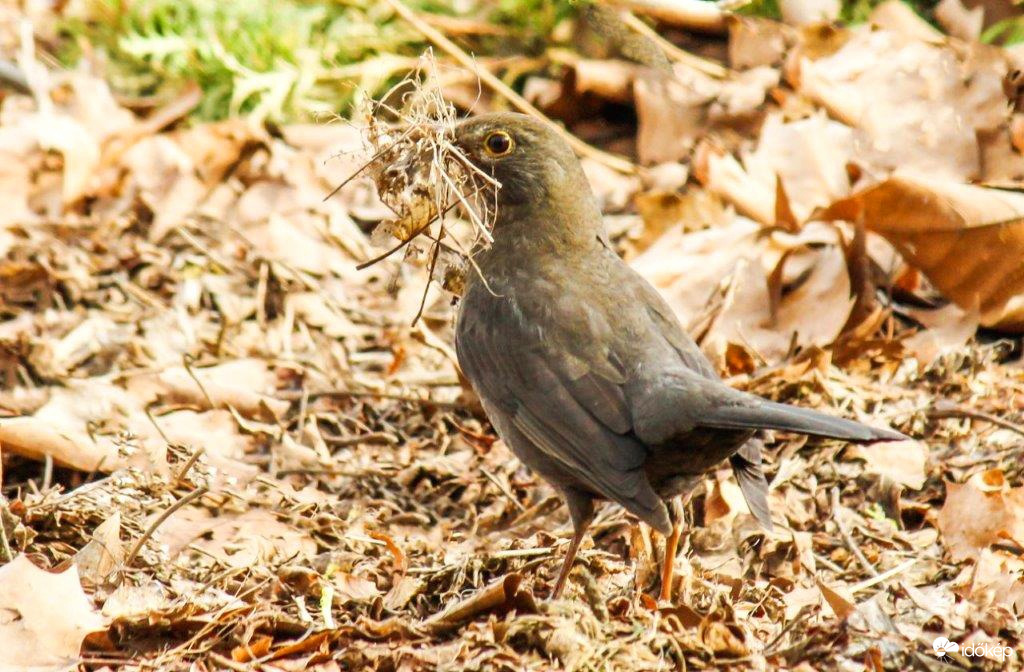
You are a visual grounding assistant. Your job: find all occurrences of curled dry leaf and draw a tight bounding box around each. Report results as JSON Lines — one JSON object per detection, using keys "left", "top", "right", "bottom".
{"left": 962, "top": 548, "right": 1024, "bottom": 613}
{"left": 937, "top": 469, "right": 1024, "bottom": 561}
{"left": 821, "top": 173, "right": 1024, "bottom": 331}
{"left": 0, "top": 555, "right": 106, "bottom": 671}
{"left": 421, "top": 573, "right": 525, "bottom": 633}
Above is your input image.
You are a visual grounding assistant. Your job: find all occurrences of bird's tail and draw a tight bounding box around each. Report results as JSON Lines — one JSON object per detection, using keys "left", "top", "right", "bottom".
{"left": 705, "top": 399, "right": 906, "bottom": 443}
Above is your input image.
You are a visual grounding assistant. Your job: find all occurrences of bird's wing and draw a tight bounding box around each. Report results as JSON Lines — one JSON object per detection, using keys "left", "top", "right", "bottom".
{"left": 636, "top": 279, "right": 719, "bottom": 380}
{"left": 456, "top": 293, "right": 671, "bottom": 535}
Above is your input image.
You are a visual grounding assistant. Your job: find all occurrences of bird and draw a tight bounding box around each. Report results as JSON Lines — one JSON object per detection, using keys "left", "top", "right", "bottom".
{"left": 451, "top": 111, "right": 907, "bottom": 601}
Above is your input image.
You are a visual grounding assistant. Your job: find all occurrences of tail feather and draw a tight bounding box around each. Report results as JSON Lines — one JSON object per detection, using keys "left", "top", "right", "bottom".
{"left": 730, "top": 439, "right": 773, "bottom": 531}
{"left": 705, "top": 400, "right": 907, "bottom": 443}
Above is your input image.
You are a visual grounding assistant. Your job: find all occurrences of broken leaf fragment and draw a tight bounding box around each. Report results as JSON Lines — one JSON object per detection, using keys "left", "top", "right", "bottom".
{"left": 0, "top": 555, "right": 106, "bottom": 671}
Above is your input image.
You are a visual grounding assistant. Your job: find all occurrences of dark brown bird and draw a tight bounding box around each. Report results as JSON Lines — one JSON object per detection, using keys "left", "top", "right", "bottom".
{"left": 452, "top": 112, "right": 906, "bottom": 601}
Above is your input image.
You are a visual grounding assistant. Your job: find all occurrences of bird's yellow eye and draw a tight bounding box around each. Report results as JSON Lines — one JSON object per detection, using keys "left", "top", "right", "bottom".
{"left": 483, "top": 131, "right": 514, "bottom": 157}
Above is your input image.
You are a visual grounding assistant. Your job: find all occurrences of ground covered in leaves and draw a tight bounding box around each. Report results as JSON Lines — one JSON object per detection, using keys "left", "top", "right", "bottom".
{"left": 2, "top": 1, "right": 1024, "bottom": 671}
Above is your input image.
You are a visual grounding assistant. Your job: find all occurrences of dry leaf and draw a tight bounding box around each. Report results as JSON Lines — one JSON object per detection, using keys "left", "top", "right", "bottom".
{"left": 817, "top": 580, "right": 857, "bottom": 619}
{"left": 705, "top": 474, "right": 753, "bottom": 526}
{"left": 0, "top": 555, "right": 106, "bottom": 671}
{"left": 962, "top": 548, "right": 1024, "bottom": 613}
{"left": 779, "top": 0, "right": 840, "bottom": 26}
{"left": 935, "top": 0, "right": 985, "bottom": 41}
{"left": 845, "top": 440, "right": 928, "bottom": 489}
{"left": 902, "top": 303, "right": 980, "bottom": 366}
{"left": 821, "top": 173, "right": 1024, "bottom": 330}
{"left": 422, "top": 574, "right": 523, "bottom": 633}
{"left": 156, "top": 509, "right": 317, "bottom": 566}
{"left": 937, "top": 469, "right": 1024, "bottom": 561}
{"left": 332, "top": 573, "right": 380, "bottom": 603}
{"left": 796, "top": 26, "right": 1008, "bottom": 182}
{"left": 73, "top": 512, "right": 123, "bottom": 587}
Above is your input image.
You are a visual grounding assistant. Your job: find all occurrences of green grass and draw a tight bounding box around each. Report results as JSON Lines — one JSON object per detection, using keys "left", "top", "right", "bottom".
{"left": 56, "top": 0, "right": 1022, "bottom": 124}
{"left": 58, "top": 0, "right": 574, "bottom": 122}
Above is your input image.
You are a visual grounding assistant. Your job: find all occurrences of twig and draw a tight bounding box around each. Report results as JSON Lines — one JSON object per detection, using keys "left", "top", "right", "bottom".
{"left": 830, "top": 487, "right": 879, "bottom": 578}
{"left": 613, "top": 0, "right": 728, "bottom": 33}
{"left": 411, "top": 227, "right": 443, "bottom": 327}
{"left": 174, "top": 447, "right": 206, "bottom": 485}
{"left": 322, "top": 125, "right": 417, "bottom": 202}
{"left": 480, "top": 468, "right": 526, "bottom": 512}
{"left": 849, "top": 558, "right": 916, "bottom": 593}
{"left": 927, "top": 402, "right": 1024, "bottom": 438}
{"left": 618, "top": 10, "right": 730, "bottom": 77}
{"left": 382, "top": 0, "right": 637, "bottom": 175}
{"left": 276, "top": 388, "right": 465, "bottom": 409}
{"left": 123, "top": 486, "right": 209, "bottom": 568}
{"left": 182, "top": 354, "right": 216, "bottom": 409}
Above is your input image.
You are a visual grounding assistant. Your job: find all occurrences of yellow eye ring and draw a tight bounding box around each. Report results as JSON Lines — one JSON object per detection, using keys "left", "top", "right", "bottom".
{"left": 483, "top": 131, "right": 514, "bottom": 157}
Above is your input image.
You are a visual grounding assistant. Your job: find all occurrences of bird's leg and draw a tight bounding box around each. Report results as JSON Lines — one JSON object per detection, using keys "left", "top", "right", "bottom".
{"left": 659, "top": 497, "right": 686, "bottom": 603}
{"left": 552, "top": 492, "right": 594, "bottom": 599}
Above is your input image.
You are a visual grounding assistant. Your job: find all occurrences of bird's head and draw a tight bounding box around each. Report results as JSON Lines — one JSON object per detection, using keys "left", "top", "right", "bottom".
{"left": 453, "top": 112, "right": 590, "bottom": 209}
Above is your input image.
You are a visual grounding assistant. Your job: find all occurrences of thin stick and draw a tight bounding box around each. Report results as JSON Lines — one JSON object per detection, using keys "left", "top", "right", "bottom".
{"left": 182, "top": 354, "right": 216, "bottom": 409}
{"left": 830, "top": 487, "right": 879, "bottom": 578}
{"left": 383, "top": 0, "right": 637, "bottom": 175}
{"left": 174, "top": 447, "right": 206, "bottom": 485}
{"left": 928, "top": 403, "right": 1024, "bottom": 438}
{"left": 411, "top": 229, "right": 443, "bottom": 327}
{"left": 123, "top": 486, "right": 209, "bottom": 568}
{"left": 618, "top": 10, "right": 730, "bottom": 78}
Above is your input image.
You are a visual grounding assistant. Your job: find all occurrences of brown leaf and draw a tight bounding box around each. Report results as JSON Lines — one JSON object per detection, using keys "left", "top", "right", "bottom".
{"left": 937, "top": 469, "right": 1024, "bottom": 561}
{"left": 699, "top": 618, "right": 749, "bottom": 657}
{"left": 816, "top": 580, "right": 857, "bottom": 619}
{"left": 0, "top": 555, "right": 106, "bottom": 670}
{"left": 821, "top": 173, "right": 1024, "bottom": 330}
{"left": 421, "top": 574, "right": 524, "bottom": 633}
{"left": 232, "top": 635, "right": 273, "bottom": 663}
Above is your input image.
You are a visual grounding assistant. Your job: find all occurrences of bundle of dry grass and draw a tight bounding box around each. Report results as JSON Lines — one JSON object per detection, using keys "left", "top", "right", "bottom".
{"left": 332, "top": 55, "right": 500, "bottom": 319}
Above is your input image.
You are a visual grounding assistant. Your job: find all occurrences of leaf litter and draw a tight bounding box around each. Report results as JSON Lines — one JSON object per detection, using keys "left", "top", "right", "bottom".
{"left": 0, "top": 4, "right": 1023, "bottom": 671}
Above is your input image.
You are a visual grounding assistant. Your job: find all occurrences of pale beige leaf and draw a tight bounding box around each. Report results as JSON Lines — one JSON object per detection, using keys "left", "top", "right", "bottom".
{"left": 332, "top": 573, "right": 381, "bottom": 603}
{"left": 902, "top": 303, "right": 980, "bottom": 366}
{"left": 935, "top": 0, "right": 984, "bottom": 41}
{"left": 0, "top": 555, "right": 106, "bottom": 671}
{"left": 796, "top": 27, "right": 1008, "bottom": 182}
{"left": 73, "top": 511, "right": 123, "bottom": 587}
{"left": 845, "top": 440, "right": 928, "bottom": 489}
{"left": 779, "top": 0, "right": 840, "bottom": 26}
